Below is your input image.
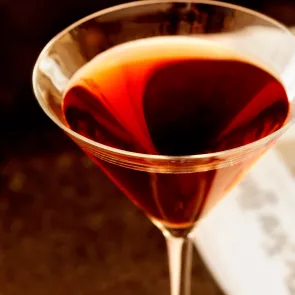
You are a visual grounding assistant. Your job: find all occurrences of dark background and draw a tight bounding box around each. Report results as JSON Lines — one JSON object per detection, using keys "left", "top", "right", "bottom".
{"left": 0, "top": 1, "right": 295, "bottom": 294}
{"left": 1, "top": 0, "right": 295, "bottom": 158}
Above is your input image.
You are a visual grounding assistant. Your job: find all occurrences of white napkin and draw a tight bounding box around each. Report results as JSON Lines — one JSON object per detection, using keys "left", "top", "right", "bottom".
{"left": 190, "top": 25, "right": 295, "bottom": 295}
{"left": 192, "top": 119, "right": 295, "bottom": 295}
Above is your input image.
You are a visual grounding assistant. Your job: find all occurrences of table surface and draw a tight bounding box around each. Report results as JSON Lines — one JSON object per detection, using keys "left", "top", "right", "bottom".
{"left": 0, "top": 131, "right": 223, "bottom": 295}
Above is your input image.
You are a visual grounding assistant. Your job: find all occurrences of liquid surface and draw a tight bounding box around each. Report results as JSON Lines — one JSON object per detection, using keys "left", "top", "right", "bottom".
{"left": 62, "top": 37, "right": 289, "bottom": 226}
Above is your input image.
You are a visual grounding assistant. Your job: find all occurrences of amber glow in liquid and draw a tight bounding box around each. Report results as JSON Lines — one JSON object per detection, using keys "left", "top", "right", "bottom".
{"left": 62, "top": 37, "right": 289, "bottom": 227}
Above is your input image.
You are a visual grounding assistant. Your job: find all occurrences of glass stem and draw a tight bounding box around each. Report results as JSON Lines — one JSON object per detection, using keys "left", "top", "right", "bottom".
{"left": 165, "top": 234, "right": 193, "bottom": 295}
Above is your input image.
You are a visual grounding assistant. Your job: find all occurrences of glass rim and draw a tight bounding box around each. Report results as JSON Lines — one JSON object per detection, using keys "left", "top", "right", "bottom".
{"left": 32, "top": 0, "right": 295, "bottom": 163}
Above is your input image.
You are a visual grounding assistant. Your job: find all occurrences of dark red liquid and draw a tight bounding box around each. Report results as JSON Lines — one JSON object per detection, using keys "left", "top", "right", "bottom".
{"left": 63, "top": 37, "right": 289, "bottom": 227}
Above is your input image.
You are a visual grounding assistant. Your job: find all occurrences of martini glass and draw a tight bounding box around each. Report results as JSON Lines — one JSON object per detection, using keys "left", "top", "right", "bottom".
{"left": 32, "top": 1, "right": 295, "bottom": 295}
